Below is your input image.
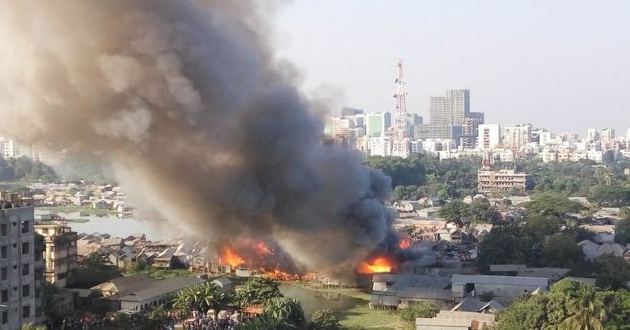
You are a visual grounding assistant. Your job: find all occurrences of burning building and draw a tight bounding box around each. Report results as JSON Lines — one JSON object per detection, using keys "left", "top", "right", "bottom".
{"left": 0, "top": 0, "right": 401, "bottom": 275}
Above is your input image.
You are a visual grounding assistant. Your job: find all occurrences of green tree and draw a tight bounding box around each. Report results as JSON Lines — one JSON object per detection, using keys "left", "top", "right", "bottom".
{"left": 399, "top": 302, "right": 439, "bottom": 324}
{"left": 438, "top": 200, "right": 470, "bottom": 225}
{"left": 236, "top": 278, "right": 283, "bottom": 307}
{"left": 394, "top": 185, "right": 421, "bottom": 201}
{"left": 67, "top": 253, "right": 122, "bottom": 288}
{"left": 540, "top": 233, "right": 584, "bottom": 268}
{"left": 308, "top": 309, "right": 342, "bottom": 330}
{"left": 478, "top": 225, "right": 538, "bottom": 272}
{"left": 494, "top": 294, "right": 550, "bottom": 330}
{"left": 174, "top": 281, "right": 232, "bottom": 317}
{"left": 615, "top": 218, "right": 630, "bottom": 245}
{"left": 620, "top": 206, "right": 630, "bottom": 219}
{"left": 594, "top": 255, "right": 630, "bottom": 290}
{"left": 559, "top": 286, "right": 607, "bottom": 330}
{"left": 589, "top": 186, "right": 630, "bottom": 207}
{"left": 367, "top": 155, "right": 426, "bottom": 188}
{"left": 469, "top": 198, "right": 502, "bottom": 224}
{"left": 263, "top": 297, "right": 306, "bottom": 328}
{"left": 236, "top": 315, "right": 297, "bottom": 330}
{"left": 523, "top": 193, "right": 584, "bottom": 217}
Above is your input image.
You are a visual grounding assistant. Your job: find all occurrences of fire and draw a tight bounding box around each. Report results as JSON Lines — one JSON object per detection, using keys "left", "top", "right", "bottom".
{"left": 254, "top": 241, "right": 272, "bottom": 255}
{"left": 399, "top": 236, "right": 411, "bottom": 249}
{"left": 358, "top": 256, "right": 395, "bottom": 274}
{"left": 222, "top": 247, "right": 245, "bottom": 267}
{"left": 262, "top": 269, "right": 315, "bottom": 282}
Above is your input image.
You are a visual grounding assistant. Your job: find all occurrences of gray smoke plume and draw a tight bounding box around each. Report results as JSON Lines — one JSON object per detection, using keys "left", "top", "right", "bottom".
{"left": 0, "top": 0, "right": 395, "bottom": 273}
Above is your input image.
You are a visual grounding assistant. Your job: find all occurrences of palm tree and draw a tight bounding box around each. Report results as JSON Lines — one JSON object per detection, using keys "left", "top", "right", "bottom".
{"left": 559, "top": 286, "right": 607, "bottom": 330}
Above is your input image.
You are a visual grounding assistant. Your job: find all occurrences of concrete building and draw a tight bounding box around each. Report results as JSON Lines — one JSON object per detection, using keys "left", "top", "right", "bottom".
{"left": 33, "top": 224, "right": 78, "bottom": 287}
{"left": 416, "top": 311, "right": 496, "bottom": 330}
{"left": 477, "top": 169, "right": 528, "bottom": 195}
{"left": 369, "top": 136, "right": 393, "bottom": 157}
{"left": 501, "top": 124, "right": 532, "bottom": 150}
{"left": 0, "top": 138, "right": 21, "bottom": 160}
{"left": 0, "top": 194, "right": 45, "bottom": 329}
{"left": 601, "top": 128, "right": 615, "bottom": 142}
{"left": 587, "top": 129, "right": 600, "bottom": 142}
{"left": 366, "top": 112, "right": 392, "bottom": 138}
{"left": 477, "top": 124, "right": 501, "bottom": 150}
{"left": 451, "top": 274, "right": 548, "bottom": 305}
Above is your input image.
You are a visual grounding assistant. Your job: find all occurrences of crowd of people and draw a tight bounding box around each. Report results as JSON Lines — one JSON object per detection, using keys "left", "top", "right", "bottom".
{"left": 181, "top": 310, "right": 243, "bottom": 330}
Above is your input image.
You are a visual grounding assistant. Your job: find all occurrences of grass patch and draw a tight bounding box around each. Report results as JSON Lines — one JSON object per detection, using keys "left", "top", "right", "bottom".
{"left": 335, "top": 305, "right": 404, "bottom": 330}
{"left": 38, "top": 206, "right": 117, "bottom": 216}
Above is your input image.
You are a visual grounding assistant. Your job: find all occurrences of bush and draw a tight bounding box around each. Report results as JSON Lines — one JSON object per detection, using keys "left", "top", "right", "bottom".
{"left": 399, "top": 302, "right": 439, "bottom": 323}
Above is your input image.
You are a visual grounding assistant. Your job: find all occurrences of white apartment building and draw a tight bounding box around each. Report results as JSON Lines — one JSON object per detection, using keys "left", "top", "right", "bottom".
{"left": 501, "top": 124, "right": 531, "bottom": 150}
{"left": 0, "top": 138, "right": 20, "bottom": 160}
{"left": 538, "top": 131, "right": 555, "bottom": 147}
{"left": 477, "top": 124, "right": 501, "bottom": 150}
{"left": 0, "top": 194, "right": 45, "bottom": 329}
{"left": 410, "top": 140, "right": 423, "bottom": 154}
{"left": 601, "top": 128, "right": 615, "bottom": 142}
{"left": 368, "top": 136, "right": 392, "bottom": 157}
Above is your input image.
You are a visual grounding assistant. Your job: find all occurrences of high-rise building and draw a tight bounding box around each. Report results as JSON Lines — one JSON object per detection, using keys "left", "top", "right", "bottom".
{"left": 587, "top": 129, "right": 600, "bottom": 142}
{"left": 460, "top": 112, "right": 485, "bottom": 149}
{"left": 601, "top": 128, "right": 615, "bottom": 142}
{"left": 0, "top": 193, "right": 45, "bottom": 329}
{"left": 0, "top": 138, "right": 21, "bottom": 160}
{"left": 365, "top": 112, "right": 392, "bottom": 138}
{"left": 429, "top": 90, "right": 470, "bottom": 126}
{"left": 340, "top": 107, "right": 364, "bottom": 117}
{"left": 477, "top": 124, "right": 501, "bottom": 150}
{"left": 477, "top": 169, "right": 528, "bottom": 195}
{"left": 502, "top": 124, "right": 532, "bottom": 150}
{"left": 33, "top": 224, "right": 77, "bottom": 288}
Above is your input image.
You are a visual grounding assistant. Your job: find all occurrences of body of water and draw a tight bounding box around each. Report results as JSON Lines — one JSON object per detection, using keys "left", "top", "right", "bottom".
{"left": 34, "top": 210, "right": 176, "bottom": 240}
{"left": 279, "top": 284, "right": 366, "bottom": 318}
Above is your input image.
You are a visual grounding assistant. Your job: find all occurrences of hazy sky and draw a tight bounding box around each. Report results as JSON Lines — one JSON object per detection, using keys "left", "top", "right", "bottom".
{"left": 273, "top": 0, "right": 630, "bottom": 136}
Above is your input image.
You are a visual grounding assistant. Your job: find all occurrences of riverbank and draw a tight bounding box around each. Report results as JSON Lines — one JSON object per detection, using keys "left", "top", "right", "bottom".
{"left": 38, "top": 205, "right": 118, "bottom": 216}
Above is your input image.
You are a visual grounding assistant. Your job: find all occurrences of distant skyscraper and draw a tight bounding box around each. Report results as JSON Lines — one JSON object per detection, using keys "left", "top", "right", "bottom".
{"left": 430, "top": 90, "right": 470, "bottom": 126}
{"left": 601, "top": 128, "right": 615, "bottom": 142}
{"left": 587, "top": 129, "right": 600, "bottom": 142}
{"left": 0, "top": 137, "right": 21, "bottom": 159}
{"left": 365, "top": 112, "right": 391, "bottom": 138}
{"left": 340, "top": 107, "right": 363, "bottom": 116}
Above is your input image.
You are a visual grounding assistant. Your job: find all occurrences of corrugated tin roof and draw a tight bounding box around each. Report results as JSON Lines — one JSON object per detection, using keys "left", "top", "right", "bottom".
{"left": 452, "top": 274, "right": 548, "bottom": 287}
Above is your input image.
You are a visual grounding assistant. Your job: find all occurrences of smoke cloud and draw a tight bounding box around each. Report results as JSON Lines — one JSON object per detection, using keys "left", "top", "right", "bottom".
{"left": 0, "top": 0, "right": 395, "bottom": 273}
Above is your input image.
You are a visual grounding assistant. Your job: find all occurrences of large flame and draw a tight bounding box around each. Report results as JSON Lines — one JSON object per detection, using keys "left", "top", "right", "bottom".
{"left": 222, "top": 247, "right": 245, "bottom": 267}
{"left": 358, "top": 256, "right": 395, "bottom": 274}
{"left": 399, "top": 236, "right": 411, "bottom": 249}
{"left": 254, "top": 241, "right": 272, "bottom": 256}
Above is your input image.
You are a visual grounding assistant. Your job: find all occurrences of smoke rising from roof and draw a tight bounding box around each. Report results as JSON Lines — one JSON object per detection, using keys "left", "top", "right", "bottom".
{"left": 0, "top": 0, "right": 395, "bottom": 273}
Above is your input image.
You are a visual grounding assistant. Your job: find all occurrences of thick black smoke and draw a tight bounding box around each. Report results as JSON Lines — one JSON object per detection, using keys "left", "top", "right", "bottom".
{"left": 0, "top": 0, "right": 396, "bottom": 273}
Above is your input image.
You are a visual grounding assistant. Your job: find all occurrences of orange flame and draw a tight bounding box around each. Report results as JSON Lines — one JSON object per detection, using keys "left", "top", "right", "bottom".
{"left": 358, "top": 256, "right": 395, "bottom": 274}
{"left": 399, "top": 236, "right": 411, "bottom": 249}
{"left": 222, "top": 248, "right": 245, "bottom": 267}
{"left": 254, "top": 241, "right": 272, "bottom": 255}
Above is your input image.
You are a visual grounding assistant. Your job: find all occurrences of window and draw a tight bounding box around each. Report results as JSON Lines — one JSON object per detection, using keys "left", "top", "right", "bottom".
{"left": 21, "top": 242, "right": 29, "bottom": 255}
{"left": 1, "top": 290, "right": 7, "bottom": 303}
{"left": 22, "top": 305, "right": 30, "bottom": 318}
{"left": 22, "top": 284, "right": 29, "bottom": 297}
{"left": 22, "top": 263, "right": 29, "bottom": 276}
{"left": 0, "top": 224, "right": 6, "bottom": 236}
{"left": 1, "top": 310, "right": 7, "bottom": 324}
{"left": 1, "top": 267, "right": 6, "bottom": 280}
{"left": 21, "top": 220, "right": 29, "bottom": 234}
{"left": 0, "top": 246, "right": 6, "bottom": 259}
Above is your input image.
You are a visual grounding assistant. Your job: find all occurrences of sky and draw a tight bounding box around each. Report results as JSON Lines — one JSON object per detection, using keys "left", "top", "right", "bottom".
{"left": 272, "top": 0, "right": 630, "bottom": 136}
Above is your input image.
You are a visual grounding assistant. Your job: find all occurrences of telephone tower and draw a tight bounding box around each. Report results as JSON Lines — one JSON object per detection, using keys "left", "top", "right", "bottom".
{"left": 393, "top": 59, "right": 408, "bottom": 139}
{"left": 391, "top": 59, "right": 411, "bottom": 158}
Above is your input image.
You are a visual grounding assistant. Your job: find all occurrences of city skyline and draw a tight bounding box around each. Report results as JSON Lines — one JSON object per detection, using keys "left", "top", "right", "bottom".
{"left": 274, "top": 0, "right": 630, "bottom": 134}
